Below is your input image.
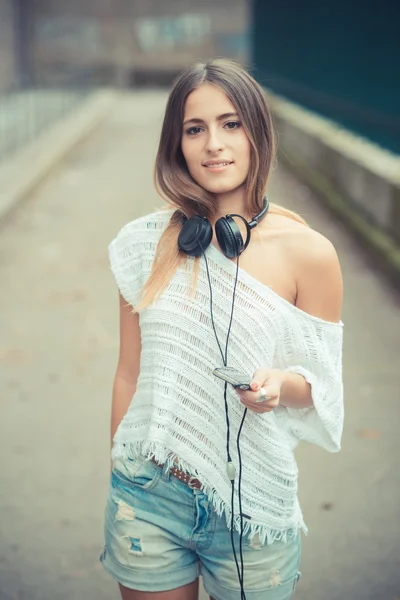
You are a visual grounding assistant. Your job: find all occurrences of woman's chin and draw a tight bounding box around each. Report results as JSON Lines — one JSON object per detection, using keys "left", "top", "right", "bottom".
{"left": 199, "top": 182, "right": 242, "bottom": 196}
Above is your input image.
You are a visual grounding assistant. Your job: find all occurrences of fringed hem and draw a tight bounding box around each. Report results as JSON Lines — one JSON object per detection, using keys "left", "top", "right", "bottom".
{"left": 112, "top": 440, "right": 308, "bottom": 545}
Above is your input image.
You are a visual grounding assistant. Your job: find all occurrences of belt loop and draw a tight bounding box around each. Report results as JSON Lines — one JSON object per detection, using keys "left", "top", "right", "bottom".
{"left": 188, "top": 476, "right": 201, "bottom": 490}
{"left": 162, "top": 461, "right": 170, "bottom": 482}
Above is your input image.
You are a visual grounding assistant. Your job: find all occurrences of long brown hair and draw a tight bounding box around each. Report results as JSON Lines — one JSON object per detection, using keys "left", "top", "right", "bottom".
{"left": 136, "top": 59, "right": 307, "bottom": 310}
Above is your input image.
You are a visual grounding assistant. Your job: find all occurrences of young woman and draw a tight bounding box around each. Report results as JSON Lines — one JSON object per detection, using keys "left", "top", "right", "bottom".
{"left": 100, "top": 59, "right": 344, "bottom": 600}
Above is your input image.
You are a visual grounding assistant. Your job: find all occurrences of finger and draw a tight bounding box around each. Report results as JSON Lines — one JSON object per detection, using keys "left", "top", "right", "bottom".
{"left": 260, "top": 397, "right": 280, "bottom": 409}
{"left": 242, "top": 393, "right": 279, "bottom": 409}
{"left": 256, "top": 386, "right": 280, "bottom": 404}
{"left": 240, "top": 397, "right": 276, "bottom": 412}
{"left": 237, "top": 388, "right": 264, "bottom": 403}
{"left": 250, "top": 368, "right": 270, "bottom": 391}
{"left": 236, "top": 379, "right": 280, "bottom": 404}
{"left": 237, "top": 386, "right": 278, "bottom": 404}
{"left": 256, "top": 386, "right": 272, "bottom": 403}
{"left": 239, "top": 399, "right": 265, "bottom": 413}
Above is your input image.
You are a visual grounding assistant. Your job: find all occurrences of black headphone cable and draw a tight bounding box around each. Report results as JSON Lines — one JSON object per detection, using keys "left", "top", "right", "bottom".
{"left": 201, "top": 244, "right": 247, "bottom": 599}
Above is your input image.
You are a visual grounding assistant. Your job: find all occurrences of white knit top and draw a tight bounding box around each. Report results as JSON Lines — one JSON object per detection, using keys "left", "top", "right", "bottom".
{"left": 109, "top": 209, "right": 344, "bottom": 544}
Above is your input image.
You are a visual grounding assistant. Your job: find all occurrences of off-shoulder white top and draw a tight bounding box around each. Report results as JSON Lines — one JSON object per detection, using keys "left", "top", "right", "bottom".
{"left": 109, "top": 209, "right": 344, "bottom": 544}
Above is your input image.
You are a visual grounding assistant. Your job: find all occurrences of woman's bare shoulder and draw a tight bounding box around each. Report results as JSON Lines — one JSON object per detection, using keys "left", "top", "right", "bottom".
{"left": 266, "top": 214, "right": 343, "bottom": 322}
{"left": 266, "top": 212, "right": 338, "bottom": 258}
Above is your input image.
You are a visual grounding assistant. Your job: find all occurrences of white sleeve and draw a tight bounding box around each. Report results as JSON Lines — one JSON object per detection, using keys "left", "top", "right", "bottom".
{"left": 108, "top": 222, "right": 145, "bottom": 308}
{"left": 275, "top": 316, "right": 344, "bottom": 452}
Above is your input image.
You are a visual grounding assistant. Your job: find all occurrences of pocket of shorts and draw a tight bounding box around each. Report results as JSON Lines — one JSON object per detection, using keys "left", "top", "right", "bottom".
{"left": 112, "top": 458, "right": 161, "bottom": 491}
{"left": 292, "top": 571, "right": 302, "bottom": 594}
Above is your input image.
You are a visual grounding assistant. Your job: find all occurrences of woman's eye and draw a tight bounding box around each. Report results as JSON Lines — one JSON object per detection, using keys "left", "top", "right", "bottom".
{"left": 185, "top": 122, "right": 240, "bottom": 135}
{"left": 224, "top": 121, "right": 241, "bottom": 130}
{"left": 186, "top": 126, "right": 202, "bottom": 135}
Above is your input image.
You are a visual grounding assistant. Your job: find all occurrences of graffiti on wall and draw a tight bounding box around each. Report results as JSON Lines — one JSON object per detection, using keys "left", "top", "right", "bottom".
{"left": 36, "top": 16, "right": 103, "bottom": 59}
{"left": 135, "top": 14, "right": 211, "bottom": 53}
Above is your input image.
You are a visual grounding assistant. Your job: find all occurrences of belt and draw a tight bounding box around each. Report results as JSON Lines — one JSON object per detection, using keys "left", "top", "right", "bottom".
{"left": 151, "top": 457, "right": 202, "bottom": 489}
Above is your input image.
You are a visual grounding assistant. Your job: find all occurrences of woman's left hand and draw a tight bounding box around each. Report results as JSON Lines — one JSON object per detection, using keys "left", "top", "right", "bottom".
{"left": 235, "top": 368, "right": 286, "bottom": 414}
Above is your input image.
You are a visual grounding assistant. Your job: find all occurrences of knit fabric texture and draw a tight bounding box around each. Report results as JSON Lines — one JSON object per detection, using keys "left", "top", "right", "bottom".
{"left": 109, "top": 209, "right": 344, "bottom": 544}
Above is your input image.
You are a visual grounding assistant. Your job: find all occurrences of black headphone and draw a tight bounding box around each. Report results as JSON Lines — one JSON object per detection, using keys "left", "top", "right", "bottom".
{"left": 178, "top": 195, "right": 269, "bottom": 259}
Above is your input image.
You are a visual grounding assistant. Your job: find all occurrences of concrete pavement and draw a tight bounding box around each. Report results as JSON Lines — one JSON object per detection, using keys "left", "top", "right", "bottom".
{"left": 0, "top": 91, "right": 399, "bottom": 600}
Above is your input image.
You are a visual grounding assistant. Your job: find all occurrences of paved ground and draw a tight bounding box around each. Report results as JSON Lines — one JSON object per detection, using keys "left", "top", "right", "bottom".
{"left": 0, "top": 91, "right": 399, "bottom": 600}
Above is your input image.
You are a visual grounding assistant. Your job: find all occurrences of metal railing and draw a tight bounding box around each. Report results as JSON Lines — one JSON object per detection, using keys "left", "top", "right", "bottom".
{"left": 0, "top": 84, "right": 90, "bottom": 164}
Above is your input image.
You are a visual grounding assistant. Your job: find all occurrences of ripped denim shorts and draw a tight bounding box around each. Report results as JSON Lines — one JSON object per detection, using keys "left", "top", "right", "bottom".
{"left": 100, "top": 456, "right": 302, "bottom": 600}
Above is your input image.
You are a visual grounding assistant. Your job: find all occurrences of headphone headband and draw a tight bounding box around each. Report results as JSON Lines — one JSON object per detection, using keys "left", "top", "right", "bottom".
{"left": 179, "top": 195, "right": 269, "bottom": 227}
{"left": 247, "top": 195, "right": 269, "bottom": 229}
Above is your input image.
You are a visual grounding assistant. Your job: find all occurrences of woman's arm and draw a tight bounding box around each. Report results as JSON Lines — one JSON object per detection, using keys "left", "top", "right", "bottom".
{"left": 237, "top": 230, "right": 343, "bottom": 413}
{"left": 295, "top": 230, "right": 343, "bottom": 323}
{"left": 111, "top": 294, "right": 141, "bottom": 447}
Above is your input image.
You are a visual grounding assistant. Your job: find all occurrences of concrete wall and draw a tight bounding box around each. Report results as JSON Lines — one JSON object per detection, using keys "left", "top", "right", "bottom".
{"left": 267, "top": 90, "right": 400, "bottom": 285}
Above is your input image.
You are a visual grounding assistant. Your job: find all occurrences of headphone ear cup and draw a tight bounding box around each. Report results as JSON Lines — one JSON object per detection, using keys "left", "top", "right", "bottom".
{"left": 215, "top": 216, "right": 244, "bottom": 259}
{"left": 178, "top": 216, "right": 213, "bottom": 257}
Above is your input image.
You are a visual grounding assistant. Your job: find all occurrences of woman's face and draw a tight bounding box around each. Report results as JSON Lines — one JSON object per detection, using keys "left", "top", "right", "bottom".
{"left": 180, "top": 83, "right": 251, "bottom": 196}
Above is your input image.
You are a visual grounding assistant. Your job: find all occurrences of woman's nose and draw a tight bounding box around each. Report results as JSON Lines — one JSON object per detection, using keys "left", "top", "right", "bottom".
{"left": 205, "top": 129, "right": 224, "bottom": 154}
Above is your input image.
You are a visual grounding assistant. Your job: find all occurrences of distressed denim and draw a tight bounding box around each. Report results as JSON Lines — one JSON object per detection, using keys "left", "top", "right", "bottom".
{"left": 100, "top": 457, "right": 302, "bottom": 599}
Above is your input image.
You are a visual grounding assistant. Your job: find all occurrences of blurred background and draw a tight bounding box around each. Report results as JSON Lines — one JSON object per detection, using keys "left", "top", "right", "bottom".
{"left": 1, "top": 0, "right": 399, "bottom": 159}
{"left": 0, "top": 1, "right": 399, "bottom": 600}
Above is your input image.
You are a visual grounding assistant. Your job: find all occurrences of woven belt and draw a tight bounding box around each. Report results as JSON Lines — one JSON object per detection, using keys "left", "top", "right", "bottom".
{"left": 151, "top": 457, "right": 202, "bottom": 489}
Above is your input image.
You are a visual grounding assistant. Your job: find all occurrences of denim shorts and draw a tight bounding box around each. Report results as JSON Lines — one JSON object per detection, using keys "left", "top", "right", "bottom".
{"left": 100, "top": 456, "right": 302, "bottom": 599}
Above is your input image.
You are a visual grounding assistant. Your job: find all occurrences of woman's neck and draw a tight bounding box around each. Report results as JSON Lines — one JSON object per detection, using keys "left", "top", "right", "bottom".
{"left": 213, "top": 186, "right": 249, "bottom": 221}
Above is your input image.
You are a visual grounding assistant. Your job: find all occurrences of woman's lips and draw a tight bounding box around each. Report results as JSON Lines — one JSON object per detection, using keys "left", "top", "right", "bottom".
{"left": 203, "top": 161, "right": 233, "bottom": 172}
